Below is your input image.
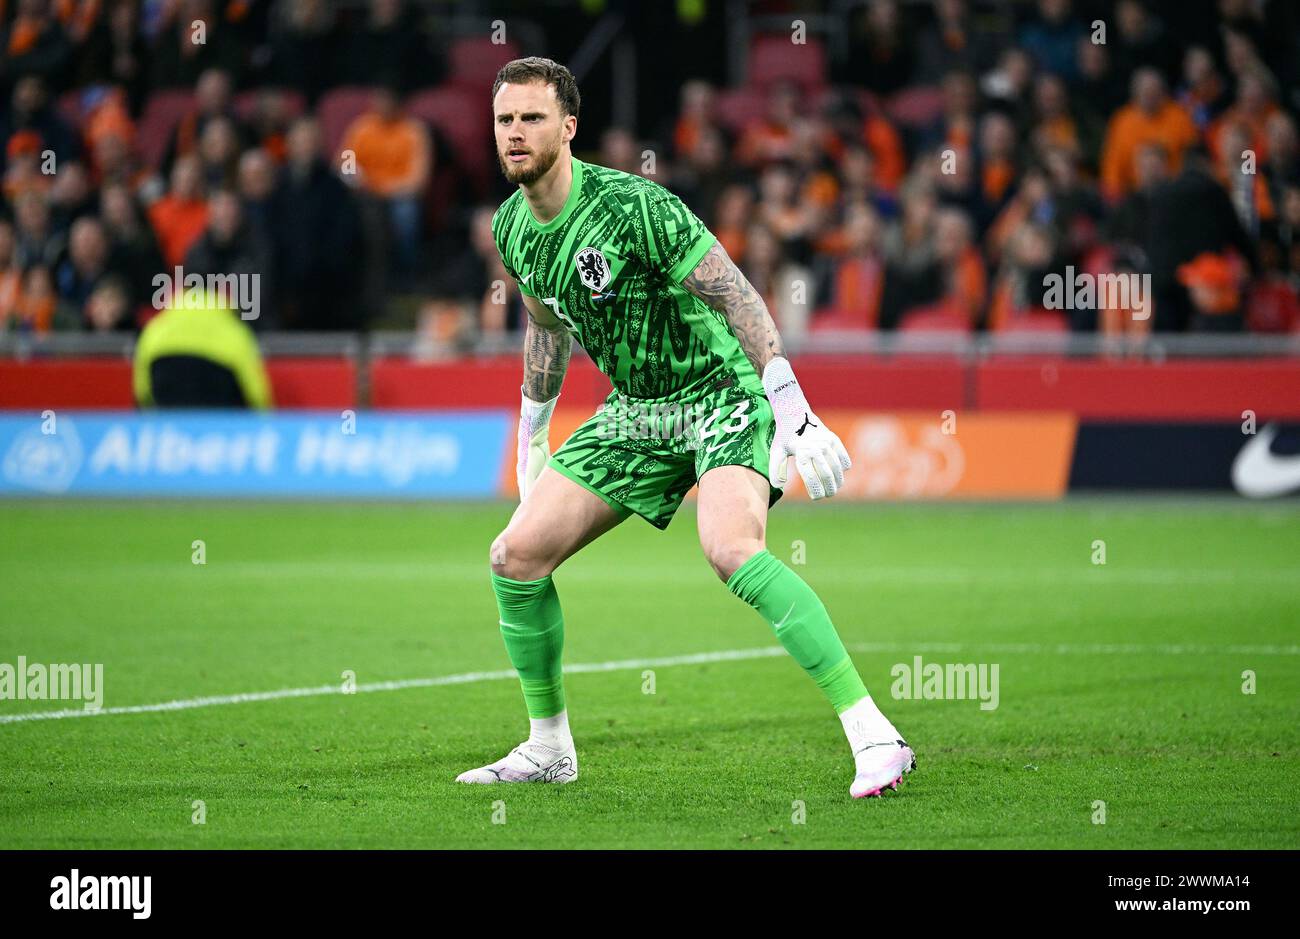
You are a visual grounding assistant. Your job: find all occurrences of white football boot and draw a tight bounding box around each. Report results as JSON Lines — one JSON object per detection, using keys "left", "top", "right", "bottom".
{"left": 455, "top": 738, "right": 578, "bottom": 785}
{"left": 840, "top": 697, "right": 915, "bottom": 798}
{"left": 849, "top": 739, "right": 916, "bottom": 798}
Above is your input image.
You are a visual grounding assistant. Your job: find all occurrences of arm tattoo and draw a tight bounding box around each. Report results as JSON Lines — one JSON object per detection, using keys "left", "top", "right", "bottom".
{"left": 681, "top": 241, "right": 785, "bottom": 374}
{"left": 522, "top": 312, "right": 572, "bottom": 402}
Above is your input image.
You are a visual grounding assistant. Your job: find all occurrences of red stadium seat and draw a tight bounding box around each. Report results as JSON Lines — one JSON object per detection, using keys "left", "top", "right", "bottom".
{"left": 898, "top": 305, "right": 972, "bottom": 333}
{"left": 887, "top": 86, "right": 945, "bottom": 129}
{"left": 747, "top": 34, "right": 827, "bottom": 93}
{"left": 316, "top": 86, "right": 374, "bottom": 158}
{"left": 999, "top": 313, "right": 1070, "bottom": 334}
{"left": 232, "top": 88, "right": 307, "bottom": 125}
{"left": 448, "top": 37, "right": 522, "bottom": 93}
{"left": 56, "top": 89, "right": 85, "bottom": 131}
{"left": 136, "top": 89, "right": 195, "bottom": 169}
{"left": 713, "top": 86, "right": 768, "bottom": 133}
{"left": 405, "top": 87, "right": 489, "bottom": 166}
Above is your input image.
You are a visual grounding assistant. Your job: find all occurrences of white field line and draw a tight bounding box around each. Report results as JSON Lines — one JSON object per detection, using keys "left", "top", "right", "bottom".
{"left": 1, "top": 640, "right": 1296, "bottom": 726}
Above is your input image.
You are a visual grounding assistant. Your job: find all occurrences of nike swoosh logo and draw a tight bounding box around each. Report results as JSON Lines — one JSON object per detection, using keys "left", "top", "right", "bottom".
{"left": 772, "top": 602, "right": 796, "bottom": 631}
{"left": 520, "top": 271, "right": 535, "bottom": 285}
{"left": 1232, "top": 424, "right": 1300, "bottom": 497}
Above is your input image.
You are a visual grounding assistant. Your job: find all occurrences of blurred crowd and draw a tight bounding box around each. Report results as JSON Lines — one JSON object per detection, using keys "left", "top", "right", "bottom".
{"left": 3, "top": 0, "right": 1300, "bottom": 345}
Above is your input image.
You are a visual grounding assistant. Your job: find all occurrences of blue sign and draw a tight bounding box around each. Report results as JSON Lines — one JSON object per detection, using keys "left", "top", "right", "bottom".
{"left": 0, "top": 411, "right": 510, "bottom": 498}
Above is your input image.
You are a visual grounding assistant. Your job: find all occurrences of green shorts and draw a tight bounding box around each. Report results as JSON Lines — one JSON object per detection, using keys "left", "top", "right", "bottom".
{"left": 548, "top": 372, "right": 782, "bottom": 530}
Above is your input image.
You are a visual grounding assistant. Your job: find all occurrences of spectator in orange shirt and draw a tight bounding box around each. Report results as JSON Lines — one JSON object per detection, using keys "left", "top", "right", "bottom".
{"left": 1, "top": 0, "right": 71, "bottom": 87}
{"left": 920, "top": 69, "right": 979, "bottom": 156}
{"left": 148, "top": 154, "right": 209, "bottom": 268}
{"left": 1205, "top": 65, "right": 1281, "bottom": 167}
{"left": 821, "top": 202, "right": 885, "bottom": 331}
{"left": 0, "top": 220, "right": 22, "bottom": 329}
{"left": 978, "top": 112, "right": 1019, "bottom": 211}
{"left": 14, "top": 265, "right": 62, "bottom": 332}
{"left": 3, "top": 130, "right": 50, "bottom": 201}
{"left": 1216, "top": 121, "right": 1273, "bottom": 232}
{"left": 1100, "top": 68, "right": 1198, "bottom": 202}
{"left": 711, "top": 183, "right": 754, "bottom": 262}
{"left": 735, "top": 80, "right": 799, "bottom": 169}
{"left": 755, "top": 161, "right": 815, "bottom": 266}
{"left": 988, "top": 221, "right": 1060, "bottom": 333}
{"left": 933, "top": 207, "right": 986, "bottom": 325}
{"left": 672, "top": 80, "right": 717, "bottom": 160}
{"left": 340, "top": 82, "right": 432, "bottom": 280}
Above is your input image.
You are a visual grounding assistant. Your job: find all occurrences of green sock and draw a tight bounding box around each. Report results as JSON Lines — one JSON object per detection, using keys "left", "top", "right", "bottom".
{"left": 726, "top": 549, "right": 869, "bottom": 714}
{"left": 491, "top": 572, "right": 566, "bottom": 718}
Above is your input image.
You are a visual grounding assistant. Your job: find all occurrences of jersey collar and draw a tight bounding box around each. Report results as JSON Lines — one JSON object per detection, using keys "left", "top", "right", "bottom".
{"left": 526, "top": 155, "right": 584, "bottom": 233}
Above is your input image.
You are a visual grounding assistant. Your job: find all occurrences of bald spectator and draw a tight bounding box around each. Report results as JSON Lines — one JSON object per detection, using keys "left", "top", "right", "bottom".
{"left": 148, "top": 155, "right": 210, "bottom": 268}
{"left": 1101, "top": 69, "right": 1199, "bottom": 201}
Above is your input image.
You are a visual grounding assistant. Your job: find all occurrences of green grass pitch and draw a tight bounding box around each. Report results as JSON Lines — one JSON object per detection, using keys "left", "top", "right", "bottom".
{"left": 1, "top": 497, "right": 1297, "bottom": 849}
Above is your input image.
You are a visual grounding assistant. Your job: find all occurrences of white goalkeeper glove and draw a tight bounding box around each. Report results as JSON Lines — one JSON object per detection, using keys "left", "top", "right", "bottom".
{"left": 762, "top": 356, "right": 851, "bottom": 500}
{"left": 517, "top": 386, "right": 558, "bottom": 501}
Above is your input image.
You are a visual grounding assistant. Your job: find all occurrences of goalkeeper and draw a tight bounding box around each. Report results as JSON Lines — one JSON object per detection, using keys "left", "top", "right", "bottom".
{"left": 458, "top": 57, "right": 914, "bottom": 798}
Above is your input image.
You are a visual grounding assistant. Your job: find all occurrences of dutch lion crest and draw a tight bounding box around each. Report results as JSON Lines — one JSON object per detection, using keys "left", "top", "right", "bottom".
{"left": 574, "top": 247, "right": 611, "bottom": 292}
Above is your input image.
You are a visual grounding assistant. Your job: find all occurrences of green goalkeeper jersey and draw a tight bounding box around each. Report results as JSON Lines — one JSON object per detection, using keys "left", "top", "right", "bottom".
{"left": 492, "top": 156, "right": 760, "bottom": 400}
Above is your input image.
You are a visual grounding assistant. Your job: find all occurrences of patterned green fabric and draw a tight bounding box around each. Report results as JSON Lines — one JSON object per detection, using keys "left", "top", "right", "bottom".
{"left": 492, "top": 156, "right": 759, "bottom": 399}
{"left": 547, "top": 376, "right": 782, "bottom": 530}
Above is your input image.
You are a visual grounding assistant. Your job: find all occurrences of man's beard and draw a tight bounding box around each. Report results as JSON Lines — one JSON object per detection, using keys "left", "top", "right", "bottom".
{"left": 498, "top": 135, "right": 562, "bottom": 186}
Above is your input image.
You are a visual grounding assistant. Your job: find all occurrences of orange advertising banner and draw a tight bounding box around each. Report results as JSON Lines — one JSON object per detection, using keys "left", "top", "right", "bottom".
{"left": 502, "top": 410, "right": 1078, "bottom": 501}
